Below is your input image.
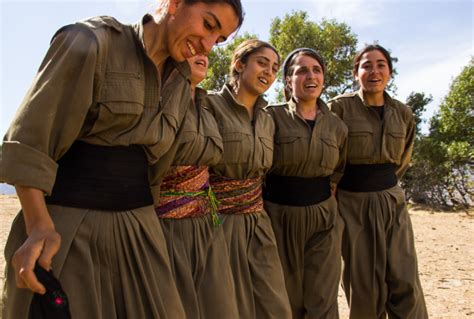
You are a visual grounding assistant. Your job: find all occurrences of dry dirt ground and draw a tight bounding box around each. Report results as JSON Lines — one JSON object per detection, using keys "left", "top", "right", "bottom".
{"left": 1, "top": 195, "right": 473, "bottom": 318}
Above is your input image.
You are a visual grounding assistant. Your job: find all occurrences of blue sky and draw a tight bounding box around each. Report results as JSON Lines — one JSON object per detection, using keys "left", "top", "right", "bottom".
{"left": 1, "top": 0, "right": 472, "bottom": 137}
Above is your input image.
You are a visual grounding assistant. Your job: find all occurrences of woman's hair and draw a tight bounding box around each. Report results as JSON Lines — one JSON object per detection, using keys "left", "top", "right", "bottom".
{"left": 352, "top": 44, "right": 393, "bottom": 77}
{"left": 228, "top": 39, "right": 280, "bottom": 91}
{"left": 282, "top": 48, "right": 326, "bottom": 101}
{"left": 155, "top": 0, "right": 244, "bottom": 27}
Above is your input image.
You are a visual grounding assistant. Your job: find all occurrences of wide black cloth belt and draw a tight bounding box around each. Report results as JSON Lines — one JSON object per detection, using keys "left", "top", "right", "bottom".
{"left": 45, "top": 141, "right": 153, "bottom": 211}
{"left": 263, "top": 174, "right": 331, "bottom": 207}
{"left": 338, "top": 163, "right": 397, "bottom": 192}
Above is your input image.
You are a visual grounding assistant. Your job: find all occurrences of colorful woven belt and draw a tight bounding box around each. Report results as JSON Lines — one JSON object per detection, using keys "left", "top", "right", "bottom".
{"left": 156, "top": 166, "right": 221, "bottom": 226}
{"left": 209, "top": 174, "right": 263, "bottom": 215}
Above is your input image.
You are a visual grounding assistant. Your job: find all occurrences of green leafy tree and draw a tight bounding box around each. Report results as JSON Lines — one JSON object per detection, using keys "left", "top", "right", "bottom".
{"left": 405, "top": 92, "right": 433, "bottom": 137}
{"left": 269, "top": 11, "right": 358, "bottom": 99}
{"left": 403, "top": 59, "right": 473, "bottom": 209}
{"left": 402, "top": 92, "right": 434, "bottom": 203}
{"left": 431, "top": 58, "right": 474, "bottom": 208}
{"left": 201, "top": 32, "right": 257, "bottom": 91}
{"left": 436, "top": 58, "right": 474, "bottom": 145}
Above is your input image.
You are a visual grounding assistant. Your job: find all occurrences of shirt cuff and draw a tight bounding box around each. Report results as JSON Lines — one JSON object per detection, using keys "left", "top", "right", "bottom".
{"left": 0, "top": 142, "right": 57, "bottom": 194}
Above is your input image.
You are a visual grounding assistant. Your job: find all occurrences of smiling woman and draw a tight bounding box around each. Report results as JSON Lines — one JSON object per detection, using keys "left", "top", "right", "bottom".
{"left": 152, "top": 53, "right": 240, "bottom": 318}
{"left": 146, "top": 0, "right": 243, "bottom": 64}
{"left": 264, "top": 47, "right": 348, "bottom": 319}
{"left": 0, "top": 0, "right": 243, "bottom": 318}
{"left": 204, "top": 39, "right": 293, "bottom": 318}
{"left": 329, "top": 44, "right": 428, "bottom": 319}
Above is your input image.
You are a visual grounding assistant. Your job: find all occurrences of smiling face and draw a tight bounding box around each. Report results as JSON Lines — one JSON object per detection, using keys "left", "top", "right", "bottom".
{"left": 236, "top": 47, "right": 280, "bottom": 96}
{"left": 287, "top": 54, "right": 324, "bottom": 103}
{"left": 188, "top": 54, "right": 208, "bottom": 87}
{"left": 355, "top": 49, "right": 392, "bottom": 96}
{"left": 166, "top": 1, "right": 240, "bottom": 61}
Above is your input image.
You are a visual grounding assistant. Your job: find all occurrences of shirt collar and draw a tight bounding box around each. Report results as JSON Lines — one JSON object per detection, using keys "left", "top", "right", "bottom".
{"left": 220, "top": 83, "right": 268, "bottom": 111}
{"left": 132, "top": 14, "right": 150, "bottom": 53}
{"left": 287, "top": 97, "right": 329, "bottom": 116}
{"left": 357, "top": 88, "right": 395, "bottom": 108}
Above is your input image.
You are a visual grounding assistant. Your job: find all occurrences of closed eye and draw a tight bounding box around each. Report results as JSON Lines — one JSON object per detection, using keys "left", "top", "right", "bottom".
{"left": 204, "top": 19, "right": 215, "bottom": 31}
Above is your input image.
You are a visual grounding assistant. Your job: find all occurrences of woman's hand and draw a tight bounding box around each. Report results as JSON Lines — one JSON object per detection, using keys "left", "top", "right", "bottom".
{"left": 13, "top": 185, "right": 61, "bottom": 294}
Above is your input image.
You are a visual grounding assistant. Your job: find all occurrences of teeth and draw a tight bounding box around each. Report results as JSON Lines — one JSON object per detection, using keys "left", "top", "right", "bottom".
{"left": 258, "top": 77, "right": 268, "bottom": 84}
{"left": 305, "top": 84, "right": 317, "bottom": 88}
{"left": 187, "top": 41, "right": 196, "bottom": 56}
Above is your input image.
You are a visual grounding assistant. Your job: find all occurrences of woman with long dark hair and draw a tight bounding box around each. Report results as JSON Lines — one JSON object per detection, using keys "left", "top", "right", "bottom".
{"left": 329, "top": 44, "right": 428, "bottom": 319}
{"left": 155, "top": 54, "right": 238, "bottom": 318}
{"left": 264, "top": 48, "right": 348, "bottom": 319}
{"left": 204, "top": 39, "right": 292, "bottom": 319}
{"left": 0, "top": 1, "right": 243, "bottom": 317}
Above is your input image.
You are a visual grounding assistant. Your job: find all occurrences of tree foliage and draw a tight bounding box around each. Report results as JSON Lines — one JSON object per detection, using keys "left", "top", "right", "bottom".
{"left": 405, "top": 92, "right": 433, "bottom": 137}
{"left": 402, "top": 59, "right": 473, "bottom": 209}
{"left": 201, "top": 33, "right": 257, "bottom": 91}
{"left": 269, "top": 11, "right": 358, "bottom": 100}
{"left": 435, "top": 58, "right": 474, "bottom": 145}
{"left": 198, "top": 10, "right": 472, "bottom": 211}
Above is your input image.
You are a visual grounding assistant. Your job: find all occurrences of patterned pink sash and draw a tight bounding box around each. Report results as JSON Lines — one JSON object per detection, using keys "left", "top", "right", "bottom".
{"left": 209, "top": 174, "right": 263, "bottom": 215}
{"left": 156, "top": 166, "right": 220, "bottom": 226}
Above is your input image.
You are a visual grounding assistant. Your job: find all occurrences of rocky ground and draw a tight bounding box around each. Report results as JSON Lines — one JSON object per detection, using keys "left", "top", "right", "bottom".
{"left": 1, "top": 195, "right": 473, "bottom": 318}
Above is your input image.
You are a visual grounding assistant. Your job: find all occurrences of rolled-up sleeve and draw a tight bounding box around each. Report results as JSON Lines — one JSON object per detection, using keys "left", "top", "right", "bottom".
{"left": 0, "top": 26, "right": 98, "bottom": 194}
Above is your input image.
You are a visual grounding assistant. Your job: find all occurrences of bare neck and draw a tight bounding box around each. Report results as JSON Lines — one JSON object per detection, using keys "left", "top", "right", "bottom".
{"left": 234, "top": 87, "right": 258, "bottom": 118}
{"left": 363, "top": 91, "right": 385, "bottom": 106}
{"left": 295, "top": 97, "right": 318, "bottom": 120}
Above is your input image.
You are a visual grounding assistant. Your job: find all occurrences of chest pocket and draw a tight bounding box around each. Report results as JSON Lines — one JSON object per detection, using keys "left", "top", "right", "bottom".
{"left": 221, "top": 129, "right": 249, "bottom": 164}
{"left": 275, "top": 130, "right": 307, "bottom": 165}
{"left": 90, "top": 72, "right": 145, "bottom": 143}
{"left": 319, "top": 135, "right": 339, "bottom": 171}
{"left": 259, "top": 136, "right": 274, "bottom": 170}
{"left": 384, "top": 129, "right": 406, "bottom": 161}
{"left": 347, "top": 121, "right": 374, "bottom": 161}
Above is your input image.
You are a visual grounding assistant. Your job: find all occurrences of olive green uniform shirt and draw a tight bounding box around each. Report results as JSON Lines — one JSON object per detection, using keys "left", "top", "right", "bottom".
{"left": 0, "top": 15, "right": 191, "bottom": 200}
{"left": 328, "top": 90, "right": 415, "bottom": 179}
{"left": 172, "top": 88, "right": 223, "bottom": 166}
{"left": 329, "top": 90, "right": 426, "bottom": 319}
{"left": 150, "top": 88, "right": 224, "bottom": 189}
{"left": 267, "top": 98, "right": 348, "bottom": 184}
{"left": 203, "top": 84, "right": 275, "bottom": 179}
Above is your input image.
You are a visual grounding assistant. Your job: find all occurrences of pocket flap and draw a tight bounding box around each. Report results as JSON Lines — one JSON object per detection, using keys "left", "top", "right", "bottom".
{"left": 100, "top": 73, "right": 144, "bottom": 103}
{"left": 348, "top": 122, "right": 374, "bottom": 135}
{"left": 223, "top": 132, "right": 245, "bottom": 142}
{"left": 179, "top": 131, "right": 196, "bottom": 144}
{"left": 276, "top": 135, "right": 299, "bottom": 144}
{"left": 387, "top": 131, "right": 406, "bottom": 138}
{"left": 102, "top": 101, "right": 143, "bottom": 115}
{"left": 259, "top": 136, "right": 274, "bottom": 149}
{"left": 321, "top": 135, "right": 338, "bottom": 148}
{"left": 208, "top": 134, "right": 224, "bottom": 152}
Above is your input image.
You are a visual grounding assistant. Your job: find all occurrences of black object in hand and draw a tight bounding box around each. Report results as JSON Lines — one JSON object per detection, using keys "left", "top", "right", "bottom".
{"left": 29, "top": 264, "right": 71, "bottom": 319}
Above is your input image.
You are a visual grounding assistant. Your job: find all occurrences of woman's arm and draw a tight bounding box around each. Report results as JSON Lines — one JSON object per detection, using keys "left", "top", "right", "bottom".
{"left": 2, "top": 26, "right": 98, "bottom": 294}
{"left": 12, "top": 185, "right": 60, "bottom": 294}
